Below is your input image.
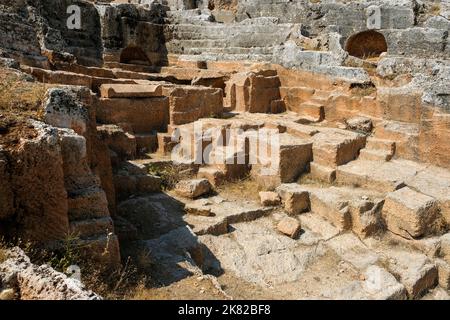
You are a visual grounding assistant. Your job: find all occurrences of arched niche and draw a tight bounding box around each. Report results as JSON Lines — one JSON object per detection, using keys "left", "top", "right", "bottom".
{"left": 345, "top": 30, "right": 388, "bottom": 59}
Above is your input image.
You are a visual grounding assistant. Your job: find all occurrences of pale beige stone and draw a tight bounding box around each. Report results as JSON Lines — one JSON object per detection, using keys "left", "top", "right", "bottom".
{"left": 175, "top": 179, "right": 212, "bottom": 199}
{"left": 259, "top": 191, "right": 281, "bottom": 207}
{"left": 382, "top": 187, "right": 442, "bottom": 239}
{"left": 276, "top": 184, "right": 310, "bottom": 215}
{"left": 100, "top": 84, "right": 163, "bottom": 98}
{"left": 277, "top": 217, "right": 302, "bottom": 239}
{"left": 385, "top": 250, "right": 438, "bottom": 299}
{"left": 436, "top": 259, "right": 450, "bottom": 290}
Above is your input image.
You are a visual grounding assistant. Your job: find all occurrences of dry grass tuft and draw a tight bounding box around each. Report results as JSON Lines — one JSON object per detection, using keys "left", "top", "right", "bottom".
{"left": 216, "top": 176, "right": 266, "bottom": 202}
{"left": 430, "top": 4, "right": 441, "bottom": 16}
{"left": 0, "top": 238, "right": 11, "bottom": 264}
{"left": 0, "top": 69, "right": 49, "bottom": 119}
{"left": 297, "top": 173, "right": 335, "bottom": 188}
{"left": 0, "top": 248, "right": 7, "bottom": 264}
{"left": 147, "top": 162, "right": 195, "bottom": 190}
{"left": 350, "top": 83, "right": 377, "bottom": 97}
{"left": 0, "top": 68, "right": 52, "bottom": 149}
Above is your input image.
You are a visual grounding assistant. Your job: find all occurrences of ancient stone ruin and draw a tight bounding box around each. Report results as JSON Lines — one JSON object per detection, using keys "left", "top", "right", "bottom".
{"left": 0, "top": 0, "right": 450, "bottom": 300}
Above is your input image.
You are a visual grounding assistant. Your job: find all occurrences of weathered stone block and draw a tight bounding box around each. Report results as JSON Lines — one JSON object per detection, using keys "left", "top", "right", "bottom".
{"left": 252, "top": 133, "right": 313, "bottom": 188}
{"left": 100, "top": 84, "right": 163, "bottom": 98}
{"left": 8, "top": 122, "right": 69, "bottom": 243}
{"left": 277, "top": 217, "right": 301, "bottom": 239}
{"left": 96, "top": 97, "right": 169, "bottom": 133}
{"left": 312, "top": 129, "right": 366, "bottom": 167}
{"left": 385, "top": 250, "right": 438, "bottom": 299}
{"left": 197, "top": 167, "right": 226, "bottom": 187}
{"left": 259, "top": 191, "right": 281, "bottom": 207}
{"left": 309, "top": 188, "right": 352, "bottom": 231}
{"left": 276, "top": 184, "right": 310, "bottom": 215}
{"left": 97, "top": 124, "right": 136, "bottom": 161}
{"left": 164, "top": 86, "right": 223, "bottom": 125}
{"left": 382, "top": 187, "right": 442, "bottom": 239}
{"left": 350, "top": 199, "right": 383, "bottom": 239}
{"left": 310, "top": 162, "right": 336, "bottom": 183}
{"left": 175, "top": 179, "right": 212, "bottom": 199}
{"left": 227, "top": 70, "right": 281, "bottom": 113}
{"left": 441, "top": 233, "right": 450, "bottom": 264}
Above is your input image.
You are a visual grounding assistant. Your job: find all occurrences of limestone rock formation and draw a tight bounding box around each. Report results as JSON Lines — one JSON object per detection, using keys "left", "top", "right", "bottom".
{"left": 0, "top": 247, "right": 101, "bottom": 300}
{"left": 1, "top": 0, "right": 450, "bottom": 300}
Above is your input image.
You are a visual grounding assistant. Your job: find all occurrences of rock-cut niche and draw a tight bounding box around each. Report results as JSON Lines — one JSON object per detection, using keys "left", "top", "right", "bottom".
{"left": 345, "top": 30, "right": 388, "bottom": 59}
{"left": 120, "top": 46, "right": 151, "bottom": 65}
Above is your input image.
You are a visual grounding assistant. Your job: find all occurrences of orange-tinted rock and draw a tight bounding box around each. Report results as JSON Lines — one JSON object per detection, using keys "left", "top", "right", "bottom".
{"left": 163, "top": 86, "right": 223, "bottom": 125}
{"left": 226, "top": 70, "right": 281, "bottom": 113}
{"left": 96, "top": 97, "right": 169, "bottom": 133}
{"left": 8, "top": 122, "right": 69, "bottom": 243}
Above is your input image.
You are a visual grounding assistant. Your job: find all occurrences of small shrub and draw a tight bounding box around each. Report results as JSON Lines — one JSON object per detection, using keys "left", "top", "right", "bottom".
{"left": 82, "top": 251, "right": 152, "bottom": 300}
{"left": 48, "top": 235, "right": 83, "bottom": 273}
{"left": 21, "top": 234, "right": 82, "bottom": 274}
{"left": 148, "top": 163, "right": 193, "bottom": 190}
{"left": 350, "top": 83, "right": 377, "bottom": 97}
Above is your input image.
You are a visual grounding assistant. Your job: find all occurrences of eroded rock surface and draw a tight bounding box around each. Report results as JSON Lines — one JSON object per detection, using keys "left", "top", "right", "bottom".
{"left": 0, "top": 248, "right": 101, "bottom": 300}
{"left": 1, "top": 0, "right": 450, "bottom": 300}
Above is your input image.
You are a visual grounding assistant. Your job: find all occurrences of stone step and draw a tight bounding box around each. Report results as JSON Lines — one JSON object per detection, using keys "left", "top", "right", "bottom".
{"left": 135, "top": 133, "right": 158, "bottom": 154}
{"left": 103, "top": 62, "right": 156, "bottom": 74}
{"left": 184, "top": 197, "right": 273, "bottom": 236}
{"left": 276, "top": 184, "right": 383, "bottom": 237}
{"left": 311, "top": 129, "right": 367, "bottom": 168}
{"left": 336, "top": 159, "right": 425, "bottom": 193}
{"left": 296, "top": 115, "right": 324, "bottom": 124}
{"left": 309, "top": 188, "right": 353, "bottom": 231}
{"left": 96, "top": 97, "right": 169, "bottom": 134}
{"left": 113, "top": 171, "right": 162, "bottom": 201}
{"left": 181, "top": 45, "right": 276, "bottom": 54}
{"left": 68, "top": 186, "right": 110, "bottom": 221}
{"left": 99, "top": 84, "right": 163, "bottom": 99}
{"left": 382, "top": 249, "right": 438, "bottom": 299}
{"left": 326, "top": 233, "right": 381, "bottom": 270}
{"left": 113, "top": 161, "right": 162, "bottom": 201}
{"left": 280, "top": 86, "right": 316, "bottom": 109}
{"left": 373, "top": 120, "right": 419, "bottom": 161}
{"left": 157, "top": 132, "right": 179, "bottom": 155}
{"left": 314, "top": 89, "right": 332, "bottom": 99}
{"left": 252, "top": 133, "right": 313, "bottom": 188}
{"left": 310, "top": 162, "right": 336, "bottom": 183}
{"left": 310, "top": 97, "right": 329, "bottom": 105}
{"left": 69, "top": 217, "right": 114, "bottom": 240}
{"left": 366, "top": 137, "right": 396, "bottom": 153}
{"left": 97, "top": 124, "right": 137, "bottom": 162}
{"left": 382, "top": 186, "right": 443, "bottom": 239}
{"left": 22, "top": 66, "right": 93, "bottom": 88}
{"left": 359, "top": 148, "right": 394, "bottom": 161}
{"left": 307, "top": 186, "right": 384, "bottom": 237}
{"left": 177, "top": 53, "right": 273, "bottom": 63}
{"left": 298, "top": 102, "right": 325, "bottom": 121}
{"left": 56, "top": 63, "right": 116, "bottom": 78}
